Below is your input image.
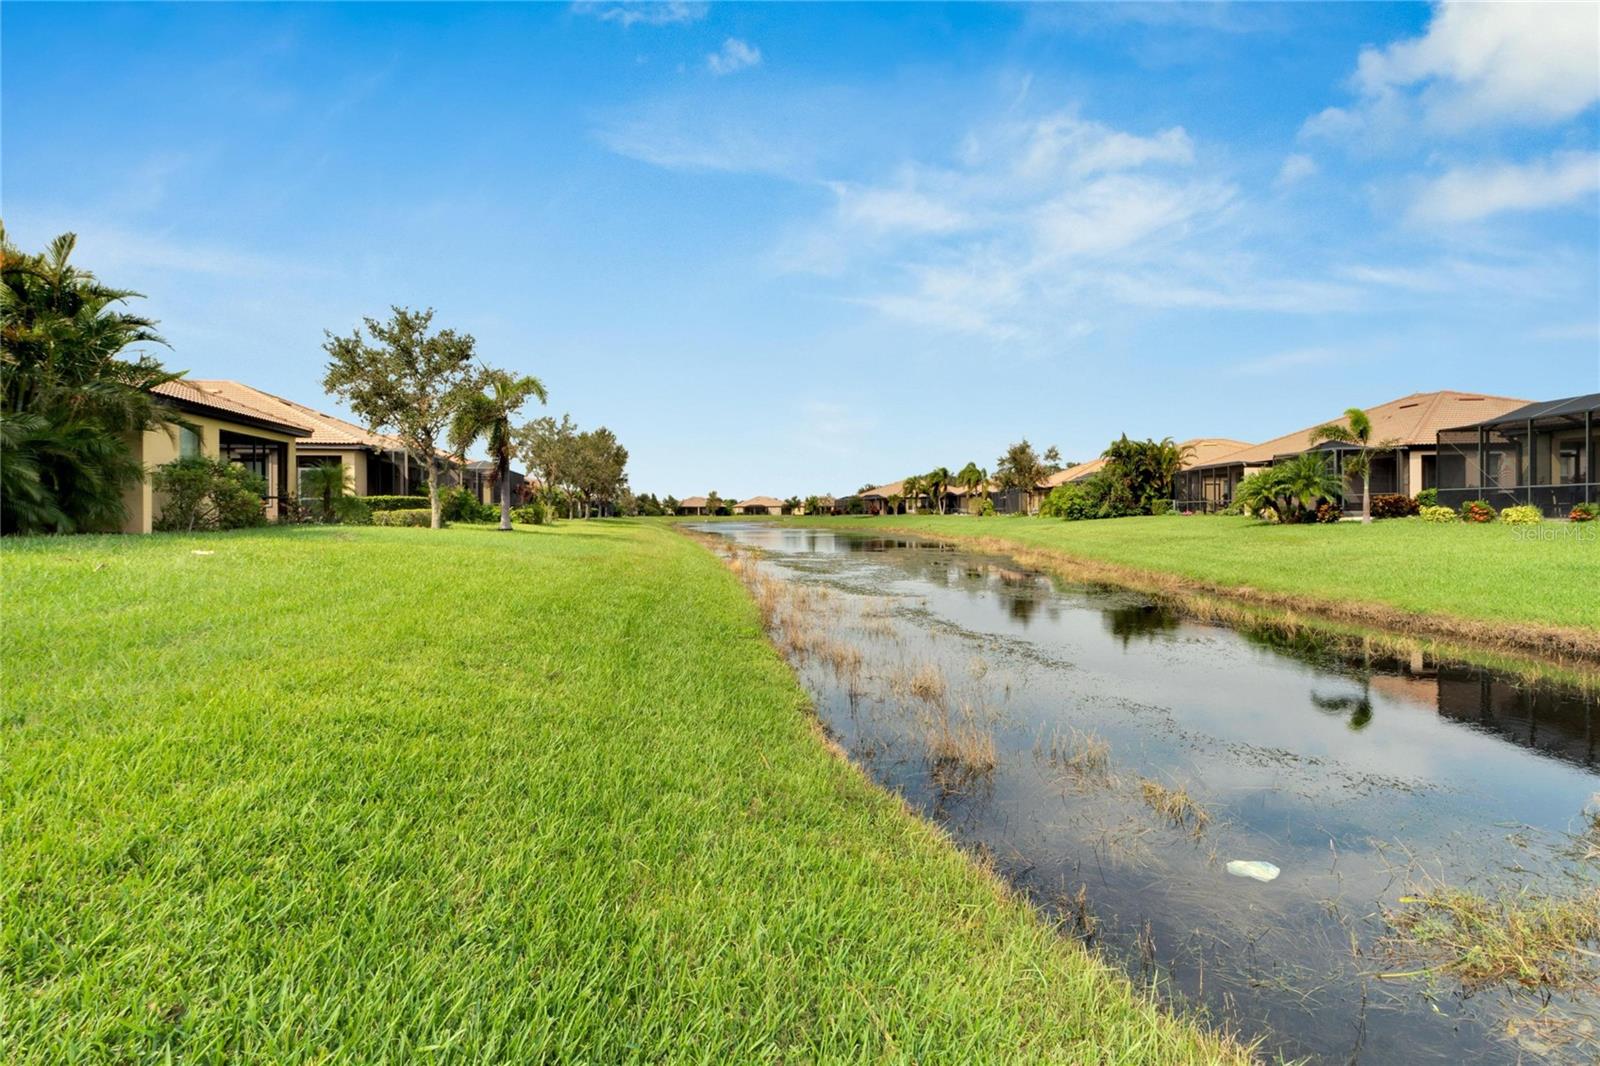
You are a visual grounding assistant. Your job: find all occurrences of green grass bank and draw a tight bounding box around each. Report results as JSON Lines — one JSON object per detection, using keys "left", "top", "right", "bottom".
{"left": 1, "top": 522, "right": 1241, "bottom": 1063}
{"left": 766, "top": 514, "right": 1599, "bottom": 657}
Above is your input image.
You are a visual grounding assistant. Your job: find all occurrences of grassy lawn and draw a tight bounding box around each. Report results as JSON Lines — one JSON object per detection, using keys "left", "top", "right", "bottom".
{"left": 1, "top": 522, "right": 1239, "bottom": 1063}
{"left": 776, "top": 514, "right": 1599, "bottom": 634}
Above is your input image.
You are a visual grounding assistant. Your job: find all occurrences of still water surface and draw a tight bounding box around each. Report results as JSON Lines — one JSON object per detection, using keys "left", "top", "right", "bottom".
{"left": 694, "top": 523, "right": 1600, "bottom": 1064}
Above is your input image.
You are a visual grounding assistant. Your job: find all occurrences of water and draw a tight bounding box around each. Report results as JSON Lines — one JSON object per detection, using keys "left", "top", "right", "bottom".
{"left": 693, "top": 523, "right": 1600, "bottom": 1064}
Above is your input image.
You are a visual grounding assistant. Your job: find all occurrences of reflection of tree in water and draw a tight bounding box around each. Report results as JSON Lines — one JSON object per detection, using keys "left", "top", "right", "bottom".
{"left": 1101, "top": 602, "right": 1181, "bottom": 647}
{"left": 1311, "top": 687, "right": 1374, "bottom": 731}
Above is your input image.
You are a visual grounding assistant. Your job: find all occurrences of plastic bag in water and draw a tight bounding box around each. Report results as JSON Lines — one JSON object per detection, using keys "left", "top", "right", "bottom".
{"left": 1225, "top": 860, "right": 1279, "bottom": 882}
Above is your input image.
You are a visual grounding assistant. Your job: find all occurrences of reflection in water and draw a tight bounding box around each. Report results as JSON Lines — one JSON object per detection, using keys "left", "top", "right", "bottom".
{"left": 692, "top": 523, "right": 1600, "bottom": 1065}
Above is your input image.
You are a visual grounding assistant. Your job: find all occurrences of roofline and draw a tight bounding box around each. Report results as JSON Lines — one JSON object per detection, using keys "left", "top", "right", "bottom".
{"left": 159, "top": 392, "right": 313, "bottom": 438}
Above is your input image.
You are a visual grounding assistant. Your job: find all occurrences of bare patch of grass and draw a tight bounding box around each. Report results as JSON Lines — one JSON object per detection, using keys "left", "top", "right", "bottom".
{"left": 1139, "top": 779, "right": 1211, "bottom": 835}
{"left": 1381, "top": 882, "right": 1600, "bottom": 991}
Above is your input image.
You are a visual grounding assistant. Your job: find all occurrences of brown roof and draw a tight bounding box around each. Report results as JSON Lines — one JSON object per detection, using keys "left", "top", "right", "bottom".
{"left": 181, "top": 380, "right": 404, "bottom": 450}
{"left": 736, "top": 496, "right": 785, "bottom": 508}
{"left": 678, "top": 496, "right": 708, "bottom": 508}
{"left": 1190, "top": 391, "right": 1532, "bottom": 469}
{"left": 1043, "top": 458, "right": 1107, "bottom": 488}
{"left": 152, "top": 380, "right": 313, "bottom": 437}
{"left": 858, "top": 480, "right": 905, "bottom": 499}
{"left": 1178, "top": 438, "right": 1252, "bottom": 468}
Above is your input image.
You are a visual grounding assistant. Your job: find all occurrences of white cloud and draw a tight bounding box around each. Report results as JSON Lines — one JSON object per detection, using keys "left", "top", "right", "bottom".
{"left": 1408, "top": 151, "right": 1600, "bottom": 224}
{"left": 1307, "top": 1, "right": 1600, "bottom": 139}
{"left": 1275, "top": 152, "right": 1317, "bottom": 187}
{"left": 828, "top": 181, "right": 968, "bottom": 235}
{"left": 706, "top": 38, "right": 761, "bottom": 76}
{"left": 573, "top": 2, "right": 707, "bottom": 28}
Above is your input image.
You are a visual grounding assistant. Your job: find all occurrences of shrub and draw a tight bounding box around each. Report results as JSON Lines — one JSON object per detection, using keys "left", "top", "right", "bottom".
{"left": 1314, "top": 502, "right": 1342, "bottom": 523}
{"left": 1500, "top": 504, "right": 1543, "bottom": 526}
{"left": 440, "top": 487, "right": 495, "bottom": 523}
{"left": 512, "top": 500, "right": 549, "bottom": 525}
{"left": 152, "top": 457, "right": 267, "bottom": 532}
{"left": 1420, "top": 505, "right": 1458, "bottom": 523}
{"left": 1413, "top": 488, "right": 1439, "bottom": 508}
{"left": 363, "top": 495, "right": 429, "bottom": 512}
{"left": 1150, "top": 499, "right": 1172, "bottom": 516}
{"left": 371, "top": 508, "right": 435, "bottom": 527}
{"left": 1370, "top": 493, "right": 1418, "bottom": 519}
{"left": 1039, "top": 482, "right": 1098, "bottom": 521}
{"left": 1460, "top": 499, "right": 1496, "bottom": 523}
{"left": 1570, "top": 502, "right": 1599, "bottom": 522}
{"left": 333, "top": 495, "right": 372, "bottom": 525}
{"left": 977, "top": 498, "right": 996, "bottom": 517}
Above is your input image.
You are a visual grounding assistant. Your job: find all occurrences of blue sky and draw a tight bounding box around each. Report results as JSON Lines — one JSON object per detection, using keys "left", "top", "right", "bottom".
{"left": 3, "top": 1, "right": 1597, "bottom": 498}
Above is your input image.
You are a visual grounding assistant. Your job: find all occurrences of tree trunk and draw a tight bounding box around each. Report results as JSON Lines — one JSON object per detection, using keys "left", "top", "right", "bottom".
{"left": 498, "top": 452, "right": 512, "bottom": 531}
{"left": 428, "top": 464, "right": 441, "bottom": 529}
{"left": 1361, "top": 470, "right": 1371, "bottom": 523}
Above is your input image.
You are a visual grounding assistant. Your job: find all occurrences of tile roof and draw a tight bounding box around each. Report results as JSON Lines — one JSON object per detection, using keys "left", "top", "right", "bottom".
{"left": 1178, "top": 437, "right": 1252, "bottom": 468}
{"left": 736, "top": 496, "right": 785, "bottom": 508}
{"left": 180, "top": 380, "right": 405, "bottom": 450}
{"left": 678, "top": 496, "right": 709, "bottom": 508}
{"left": 152, "top": 380, "right": 313, "bottom": 436}
{"left": 1188, "top": 391, "right": 1531, "bottom": 469}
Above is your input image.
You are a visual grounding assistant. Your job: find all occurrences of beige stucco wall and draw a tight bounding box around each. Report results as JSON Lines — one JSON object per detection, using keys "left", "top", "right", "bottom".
{"left": 122, "top": 414, "right": 300, "bottom": 533}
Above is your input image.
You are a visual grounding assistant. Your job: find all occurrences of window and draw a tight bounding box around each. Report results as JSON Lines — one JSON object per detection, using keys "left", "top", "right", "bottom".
{"left": 179, "top": 426, "right": 203, "bottom": 459}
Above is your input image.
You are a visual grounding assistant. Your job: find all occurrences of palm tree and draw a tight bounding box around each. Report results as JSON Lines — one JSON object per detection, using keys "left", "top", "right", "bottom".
{"left": 1, "top": 227, "right": 180, "bottom": 534}
{"left": 450, "top": 367, "right": 548, "bottom": 531}
{"left": 1235, "top": 452, "right": 1343, "bottom": 523}
{"left": 783, "top": 496, "right": 801, "bottom": 515}
{"left": 955, "top": 462, "right": 987, "bottom": 514}
{"left": 300, "top": 462, "right": 352, "bottom": 523}
{"left": 1309, "top": 408, "right": 1396, "bottom": 523}
{"left": 901, "top": 474, "right": 924, "bottom": 514}
{"left": 925, "top": 466, "right": 952, "bottom": 514}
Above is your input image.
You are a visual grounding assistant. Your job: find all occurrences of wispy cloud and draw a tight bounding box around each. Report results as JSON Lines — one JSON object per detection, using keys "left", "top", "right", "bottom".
{"left": 1275, "top": 152, "right": 1316, "bottom": 188}
{"left": 1227, "top": 345, "right": 1346, "bottom": 377}
{"left": 1531, "top": 320, "right": 1600, "bottom": 343}
{"left": 1408, "top": 151, "right": 1600, "bottom": 225}
{"left": 706, "top": 37, "right": 761, "bottom": 76}
{"left": 572, "top": 2, "right": 706, "bottom": 28}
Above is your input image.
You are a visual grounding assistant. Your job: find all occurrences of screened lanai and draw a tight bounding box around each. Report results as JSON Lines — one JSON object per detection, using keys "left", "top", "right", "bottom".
{"left": 1435, "top": 393, "right": 1598, "bottom": 517}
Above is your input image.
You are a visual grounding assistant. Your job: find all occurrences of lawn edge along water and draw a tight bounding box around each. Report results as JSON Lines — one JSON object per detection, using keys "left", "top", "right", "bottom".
{"left": 1, "top": 522, "right": 1249, "bottom": 1064}
{"left": 749, "top": 514, "right": 1600, "bottom": 670}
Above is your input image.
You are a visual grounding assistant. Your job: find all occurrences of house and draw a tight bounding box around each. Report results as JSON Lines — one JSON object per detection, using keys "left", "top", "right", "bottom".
{"left": 1434, "top": 393, "right": 1597, "bottom": 516}
{"left": 1169, "top": 438, "right": 1254, "bottom": 512}
{"left": 856, "top": 480, "right": 935, "bottom": 515}
{"left": 456, "top": 460, "right": 527, "bottom": 507}
{"left": 1177, "top": 391, "right": 1530, "bottom": 513}
{"left": 676, "top": 496, "right": 709, "bottom": 515}
{"left": 170, "top": 380, "right": 426, "bottom": 498}
{"left": 123, "top": 380, "right": 314, "bottom": 533}
{"left": 733, "top": 496, "right": 784, "bottom": 515}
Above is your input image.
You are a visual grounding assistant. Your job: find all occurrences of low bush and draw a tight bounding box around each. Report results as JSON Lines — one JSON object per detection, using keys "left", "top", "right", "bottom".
{"left": 512, "top": 500, "right": 549, "bottom": 525}
{"left": 440, "top": 488, "right": 496, "bottom": 523}
{"left": 1460, "top": 499, "right": 1496, "bottom": 523}
{"left": 1420, "top": 505, "right": 1458, "bottom": 523}
{"left": 363, "top": 495, "right": 429, "bottom": 512}
{"left": 1569, "top": 502, "right": 1599, "bottom": 522}
{"left": 333, "top": 495, "right": 372, "bottom": 525}
{"left": 371, "top": 508, "right": 436, "bottom": 528}
{"left": 1314, "top": 502, "right": 1343, "bottom": 523}
{"left": 1150, "top": 499, "right": 1172, "bottom": 516}
{"left": 1499, "top": 505, "right": 1543, "bottom": 526}
{"left": 1413, "top": 488, "right": 1439, "bottom": 508}
{"left": 152, "top": 457, "right": 267, "bottom": 532}
{"left": 977, "top": 498, "right": 996, "bottom": 517}
{"left": 1370, "top": 493, "right": 1418, "bottom": 519}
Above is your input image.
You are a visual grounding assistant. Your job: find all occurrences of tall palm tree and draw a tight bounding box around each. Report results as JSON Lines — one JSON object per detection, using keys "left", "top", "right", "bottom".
{"left": 925, "top": 466, "right": 952, "bottom": 514}
{"left": 1309, "top": 408, "right": 1396, "bottom": 523}
{"left": 450, "top": 368, "right": 548, "bottom": 531}
{"left": 955, "top": 461, "right": 987, "bottom": 514}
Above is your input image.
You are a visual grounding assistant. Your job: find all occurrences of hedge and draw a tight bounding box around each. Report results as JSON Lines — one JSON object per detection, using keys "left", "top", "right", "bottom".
{"left": 364, "top": 495, "right": 430, "bottom": 512}
{"left": 371, "top": 508, "right": 436, "bottom": 527}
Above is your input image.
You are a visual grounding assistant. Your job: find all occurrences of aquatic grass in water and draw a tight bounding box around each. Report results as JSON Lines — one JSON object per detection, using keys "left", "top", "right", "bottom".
{"left": 1140, "top": 779, "right": 1212, "bottom": 836}
{"left": 1383, "top": 883, "right": 1600, "bottom": 991}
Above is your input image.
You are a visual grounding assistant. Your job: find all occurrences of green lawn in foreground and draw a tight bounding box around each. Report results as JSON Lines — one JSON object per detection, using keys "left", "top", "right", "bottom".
{"left": 1, "top": 522, "right": 1237, "bottom": 1063}
{"left": 773, "top": 514, "right": 1599, "bottom": 632}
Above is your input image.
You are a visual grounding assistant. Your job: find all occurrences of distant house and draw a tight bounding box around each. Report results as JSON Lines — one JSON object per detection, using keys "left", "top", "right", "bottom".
{"left": 733, "top": 496, "right": 784, "bottom": 515}
{"left": 676, "top": 496, "right": 709, "bottom": 515}
{"left": 856, "top": 480, "right": 935, "bottom": 515}
{"left": 1435, "top": 393, "right": 1597, "bottom": 516}
{"left": 124, "top": 380, "right": 315, "bottom": 533}
{"left": 1178, "top": 392, "right": 1530, "bottom": 514}
{"left": 1168, "top": 438, "right": 1253, "bottom": 512}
